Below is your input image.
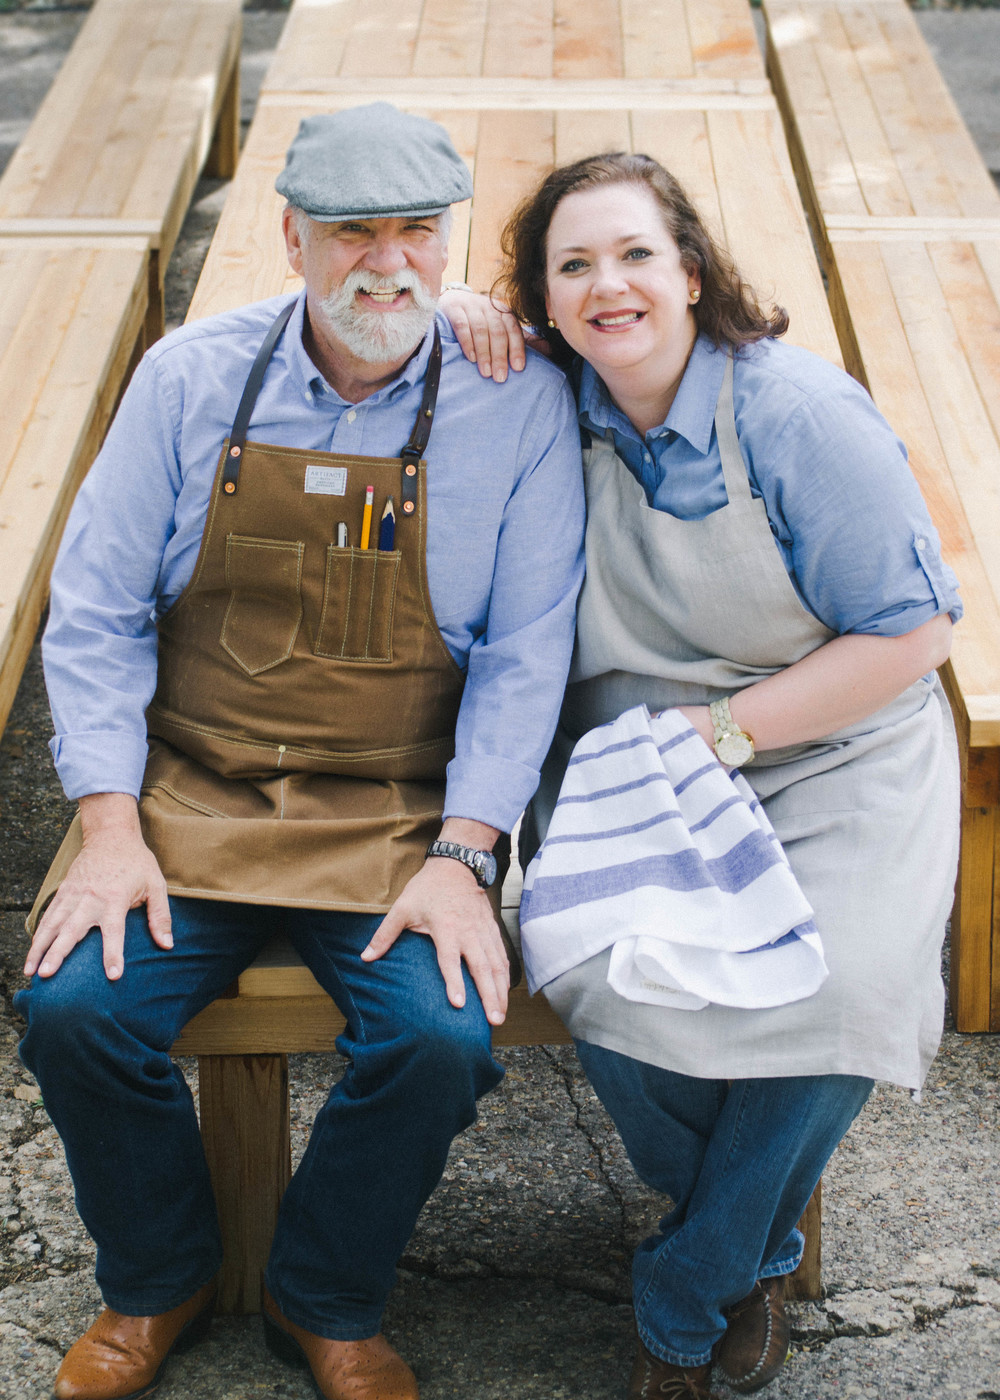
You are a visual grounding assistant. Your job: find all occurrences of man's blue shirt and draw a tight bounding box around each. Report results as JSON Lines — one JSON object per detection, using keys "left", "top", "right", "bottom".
{"left": 44, "top": 292, "right": 585, "bottom": 829}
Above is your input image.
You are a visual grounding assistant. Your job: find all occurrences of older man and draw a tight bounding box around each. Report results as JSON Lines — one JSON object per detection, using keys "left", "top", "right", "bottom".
{"left": 16, "top": 105, "right": 584, "bottom": 1400}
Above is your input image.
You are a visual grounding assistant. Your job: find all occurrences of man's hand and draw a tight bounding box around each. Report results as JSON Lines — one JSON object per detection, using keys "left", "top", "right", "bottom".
{"left": 361, "top": 820, "right": 509, "bottom": 1025}
{"left": 24, "top": 793, "right": 172, "bottom": 982}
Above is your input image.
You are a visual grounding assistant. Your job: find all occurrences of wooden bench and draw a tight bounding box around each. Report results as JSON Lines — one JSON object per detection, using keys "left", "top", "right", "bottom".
{"left": 0, "top": 0, "right": 245, "bottom": 739}
{"left": 0, "top": 0, "right": 243, "bottom": 346}
{"left": 171, "top": 0, "right": 842, "bottom": 1315}
{"left": 0, "top": 237, "right": 148, "bottom": 738}
{"left": 762, "top": 0, "right": 1000, "bottom": 1032}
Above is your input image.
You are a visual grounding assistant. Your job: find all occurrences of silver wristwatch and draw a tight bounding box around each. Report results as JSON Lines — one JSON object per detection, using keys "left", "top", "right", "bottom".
{"left": 426, "top": 840, "right": 498, "bottom": 889}
{"left": 708, "top": 696, "right": 755, "bottom": 767}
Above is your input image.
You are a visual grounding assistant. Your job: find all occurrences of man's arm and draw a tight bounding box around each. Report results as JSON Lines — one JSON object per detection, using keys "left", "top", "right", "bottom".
{"left": 24, "top": 794, "right": 172, "bottom": 980}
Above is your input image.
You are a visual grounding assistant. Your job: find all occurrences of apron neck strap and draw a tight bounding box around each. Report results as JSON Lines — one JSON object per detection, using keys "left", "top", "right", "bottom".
{"left": 223, "top": 299, "right": 297, "bottom": 495}
{"left": 222, "top": 307, "right": 443, "bottom": 500}
{"left": 713, "top": 351, "right": 753, "bottom": 506}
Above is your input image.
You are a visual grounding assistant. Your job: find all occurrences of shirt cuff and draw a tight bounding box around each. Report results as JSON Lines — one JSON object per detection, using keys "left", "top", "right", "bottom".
{"left": 443, "top": 755, "right": 542, "bottom": 833}
{"left": 50, "top": 732, "right": 149, "bottom": 802}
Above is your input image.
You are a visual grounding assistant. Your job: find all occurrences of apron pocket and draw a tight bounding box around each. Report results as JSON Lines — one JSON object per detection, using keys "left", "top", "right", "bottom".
{"left": 221, "top": 535, "right": 304, "bottom": 675}
{"left": 315, "top": 544, "right": 400, "bottom": 662}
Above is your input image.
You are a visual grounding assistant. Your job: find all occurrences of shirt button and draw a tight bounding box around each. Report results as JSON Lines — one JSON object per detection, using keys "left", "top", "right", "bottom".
{"left": 347, "top": 410, "right": 357, "bottom": 423}
{"left": 644, "top": 451, "right": 652, "bottom": 463}
{"left": 916, "top": 536, "right": 926, "bottom": 549}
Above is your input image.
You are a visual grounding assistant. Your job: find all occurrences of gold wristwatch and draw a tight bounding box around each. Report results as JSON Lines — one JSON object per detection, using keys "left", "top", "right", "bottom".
{"left": 709, "top": 696, "right": 755, "bottom": 767}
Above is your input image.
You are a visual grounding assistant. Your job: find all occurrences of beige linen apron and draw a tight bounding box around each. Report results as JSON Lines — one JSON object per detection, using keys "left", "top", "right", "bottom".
{"left": 33, "top": 305, "right": 511, "bottom": 927}
{"left": 538, "top": 356, "right": 959, "bottom": 1090}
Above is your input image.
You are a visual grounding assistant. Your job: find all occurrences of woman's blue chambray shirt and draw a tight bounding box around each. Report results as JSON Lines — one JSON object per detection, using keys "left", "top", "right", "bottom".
{"left": 577, "top": 334, "right": 961, "bottom": 638}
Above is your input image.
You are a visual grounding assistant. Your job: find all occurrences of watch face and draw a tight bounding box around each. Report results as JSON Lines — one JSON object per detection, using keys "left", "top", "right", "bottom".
{"left": 474, "top": 851, "right": 498, "bottom": 888}
{"left": 716, "top": 732, "right": 754, "bottom": 767}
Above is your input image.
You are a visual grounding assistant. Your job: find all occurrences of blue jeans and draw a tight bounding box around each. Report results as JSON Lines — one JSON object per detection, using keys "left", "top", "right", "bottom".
{"left": 15, "top": 896, "right": 503, "bottom": 1338}
{"left": 575, "top": 1040, "right": 873, "bottom": 1368}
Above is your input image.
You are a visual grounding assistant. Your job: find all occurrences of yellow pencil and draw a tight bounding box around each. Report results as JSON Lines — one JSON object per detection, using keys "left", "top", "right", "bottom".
{"left": 360, "top": 484, "right": 374, "bottom": 549}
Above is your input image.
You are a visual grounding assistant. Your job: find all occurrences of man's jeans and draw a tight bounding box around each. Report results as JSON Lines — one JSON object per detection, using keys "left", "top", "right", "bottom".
{"left": 575, "top": 1040, "right": 873, "bottom": 1368}
{"left": 15, "top": 896, "right": 503, "bottom": 1338}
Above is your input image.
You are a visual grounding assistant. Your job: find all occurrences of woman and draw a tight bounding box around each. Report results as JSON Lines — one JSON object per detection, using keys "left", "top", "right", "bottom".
{"left": 442, "top": 152, "right": 960, "bottom": 1400}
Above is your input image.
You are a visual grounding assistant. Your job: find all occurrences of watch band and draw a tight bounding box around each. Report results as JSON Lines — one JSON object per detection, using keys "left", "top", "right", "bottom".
{"left": 708, "top": 696, "right": 755, "bottom": 767}
{"left": 425, "top": 839, "right": 497, "bottom": 888}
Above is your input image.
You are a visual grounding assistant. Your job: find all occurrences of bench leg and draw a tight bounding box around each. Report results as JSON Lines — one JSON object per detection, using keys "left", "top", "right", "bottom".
{"left": 197, "top": 1053, "right": 291, "bottom": 1314}
{"left": 950, "top": 748, "right": 1000, "bottom": 1032}
{"left": 784, "top": 1181, "right": 822, "bottom": 1301}
{"left": 205, "top": 54, "right": 240, "bottom": 180}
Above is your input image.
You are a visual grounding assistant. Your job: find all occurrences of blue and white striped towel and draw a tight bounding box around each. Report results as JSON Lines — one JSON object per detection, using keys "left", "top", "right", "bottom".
{"left": 520, "top": 705, "right": 827, "bottom": 1010}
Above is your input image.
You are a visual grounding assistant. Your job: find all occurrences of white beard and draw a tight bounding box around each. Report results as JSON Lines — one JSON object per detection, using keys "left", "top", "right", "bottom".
{"left": 316, "top": 268, "right": 438, "bottom": 364}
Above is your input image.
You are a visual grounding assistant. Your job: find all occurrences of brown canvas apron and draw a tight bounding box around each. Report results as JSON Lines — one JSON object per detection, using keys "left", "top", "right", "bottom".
{"left": 33, "top": 305, "right": 510, "bottom": 926}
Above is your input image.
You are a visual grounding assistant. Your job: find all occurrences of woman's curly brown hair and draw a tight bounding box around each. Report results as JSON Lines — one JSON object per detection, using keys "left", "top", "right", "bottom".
{"left": 495, "top": 152, "right": 788, "bottom": 368}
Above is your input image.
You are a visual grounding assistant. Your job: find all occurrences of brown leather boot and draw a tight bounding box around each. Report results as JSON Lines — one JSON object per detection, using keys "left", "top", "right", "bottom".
{"left": 627, "top": 1340, "right": 718, "bottom": 1399}
{"left": 52, "top": 1279, "right": 217, "bottom": 1400}
{"left": 262, "top": 1290, "right": 419, "bottom": 1400}
{"left": 714, "top": 1276, "right": 790, "bottom": 1393}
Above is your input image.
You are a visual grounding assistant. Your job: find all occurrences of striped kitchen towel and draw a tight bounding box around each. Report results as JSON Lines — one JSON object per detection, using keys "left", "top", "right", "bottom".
{"left": 520, "top": 705, "right": 827, "bottom": 1010}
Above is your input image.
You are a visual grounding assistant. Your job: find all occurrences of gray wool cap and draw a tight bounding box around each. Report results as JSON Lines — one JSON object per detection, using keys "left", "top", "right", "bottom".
{"left": 275, "top": 103, "right": 473, "bottom": 221}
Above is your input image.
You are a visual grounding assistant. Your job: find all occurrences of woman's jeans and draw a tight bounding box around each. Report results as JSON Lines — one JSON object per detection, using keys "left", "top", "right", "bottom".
{"left": 575, "top": 1040, "right": 873, "bottom": 1368}
{"left": 15, "top": 896, "right": 503, "bottom": 1339}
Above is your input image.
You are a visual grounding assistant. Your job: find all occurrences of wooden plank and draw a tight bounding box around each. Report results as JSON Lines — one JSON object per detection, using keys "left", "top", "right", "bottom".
{"left": 553, "top": 0, "right": 624, "bottom": 80}
{"left": 174, "top": 981, "right": 569, "bottom": 1055}
{"left": 622, "top": 0, "right": 694, "bottom": 80}
{"left": 829, "top": 241, "right": 1000, "bottom": 749}
{"left": 262, "top": 0, "right": 361, "bottom": 92}
{"left": 198, "top": 1054, "right": 291, "bottom": 1314}
{"left": 871, "top": 0, "right": 1000, "bottom": 221}
{"left": 553, "top": 109, "right": 631, "bottom": 168}
{"left": 338, "top": 0, "right": 423, "bottom": 78}
{"left": 483, "top": 0, "right": 554, "bottom": 78}
{"left": 0, "top": 218, "right": 162, "bottom": 241}
{"left": 706, "top": 108, "right": 842, "bottom": 363}
{"left": 413, "top": 0, "right": 489, "bottom": 77}
{"left": 951, "top": 779, "right": 997, "bottom": 1034}
{"left": 927, "top": 242, "right": 1000, "bottom": 460}
{"left": 839, "top": 3, "right": 960, "bottom": 221}
{"left": 254, "top": 78, "right": 774, "bottom": 108}
{"left": 786, "top": 1181, "right": 822, "bottom": 1301}
{"left": 878, "top": 241, "right": 1000, "bottom": 619}
{"left": 186, "top": 101, "right": 301, "bottom": 323}
{"left": 466, "top": 109, "right": 554, "bottom": 293}
{"left": 630, "top": 110, "right": 724, "bottom": 238}
{"left": 686, "top": 0, "right": 766, "bottom": 83}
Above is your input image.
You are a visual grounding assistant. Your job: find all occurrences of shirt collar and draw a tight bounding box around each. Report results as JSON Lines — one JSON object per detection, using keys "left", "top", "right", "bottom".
{"left": 285, "top": 288, "right": 439, "bottom": 405}
{"left": 577, "top": 334, "right": 728, "bottom": 454}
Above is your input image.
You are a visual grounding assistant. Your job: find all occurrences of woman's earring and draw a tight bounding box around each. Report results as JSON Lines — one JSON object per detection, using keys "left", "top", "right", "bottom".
{"left": 547, "top": 318, "right": 558, "bottom": 328}
{"left": 690, "top": 289, "right": 700, "bottom": 304}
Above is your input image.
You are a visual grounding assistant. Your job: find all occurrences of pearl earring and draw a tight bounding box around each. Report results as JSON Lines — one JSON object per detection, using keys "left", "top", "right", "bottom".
{"left": 690, "top": 290, "right": 700, "bottom": 303}
{"left": 547, "top": 318, "right": 557, "bottom": 328}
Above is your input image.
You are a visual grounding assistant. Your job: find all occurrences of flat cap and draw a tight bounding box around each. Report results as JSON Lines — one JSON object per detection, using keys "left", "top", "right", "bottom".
{"left": 275, "top": 103, "right": 473, "bottom": 221}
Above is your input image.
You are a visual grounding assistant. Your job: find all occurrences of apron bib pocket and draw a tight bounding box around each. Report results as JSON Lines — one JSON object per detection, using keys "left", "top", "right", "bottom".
{"left": 221, "top": 534, "right": 304, "bottom": 674}
{"left": 315, "top": 544, "right": 401, "bottom": 662}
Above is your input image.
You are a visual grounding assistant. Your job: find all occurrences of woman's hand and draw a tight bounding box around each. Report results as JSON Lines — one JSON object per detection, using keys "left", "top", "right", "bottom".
{"left": 439, "top": 289, "right": 547, "bottom": 382}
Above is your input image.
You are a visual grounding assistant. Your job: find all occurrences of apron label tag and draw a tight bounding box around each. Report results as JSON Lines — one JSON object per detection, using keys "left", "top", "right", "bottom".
{"left": 304, "top": 465, "right": 348, "bottom": 496}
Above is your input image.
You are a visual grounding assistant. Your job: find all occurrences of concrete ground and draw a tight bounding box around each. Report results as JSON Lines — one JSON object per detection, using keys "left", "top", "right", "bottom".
{"left": 1, "top": 3, "right": 998, "bottom": 1397}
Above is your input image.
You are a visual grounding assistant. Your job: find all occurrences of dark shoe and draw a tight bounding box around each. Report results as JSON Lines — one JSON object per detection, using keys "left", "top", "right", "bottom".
{"left": 714, "top": 1276, "right": 790, "bottom": 1393}
{"left": 52, "top": 1279, "right": 217, "bottom": 1400}
{"left": 262, "top": 1290, "right": 418, "bottom": 1400}
{"left": 628, "top": 1340, "right": 717, "bottom": 1399}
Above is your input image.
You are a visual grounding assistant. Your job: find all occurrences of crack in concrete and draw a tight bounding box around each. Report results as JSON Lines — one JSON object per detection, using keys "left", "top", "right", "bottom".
{"left": 539, "top": 1046, "right": 630, "bottom": 1256}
